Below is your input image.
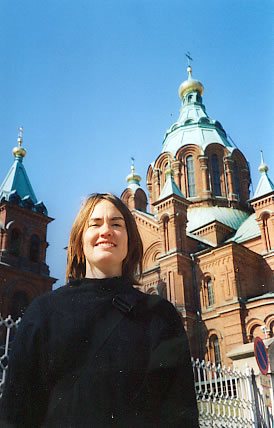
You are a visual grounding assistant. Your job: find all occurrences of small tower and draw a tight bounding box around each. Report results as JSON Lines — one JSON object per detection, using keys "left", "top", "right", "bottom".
{"left": 0, "top": 129, "right": 56, "bottom": 318}
{"left": 153, "top": 157, "right": 193, "bottom": 311}
{"left": 153, "top": 156, "right": 191, "bottom": 254}
{"left": 250, "top": 152, "right": 274, "bottom": 254}
{"left": 121, "top": 159, "right": 147, "bottom": 211}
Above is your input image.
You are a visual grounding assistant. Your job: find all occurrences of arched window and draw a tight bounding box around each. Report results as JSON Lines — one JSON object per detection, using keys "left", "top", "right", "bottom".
{"left": 233, "top": 161, "right": 240, "bottom": 196}
{"left": 11, "top": 291, "right": 29, "bottom": 319}
{"left": 29, "top": 234, "right": 40, "bottom": 262}
{"left": 213, "top": 336, "right": 221, "bottom": 366}
{"left": 250, "top": 325, "right": 266, "bottom": 341}
{"left": 188, "top": 94, "right": 193, "bottom": 103}
{"left": 206, "top": 278, "right": 214, "bottom": 307}
{"left": 209, "top": 335, "right": 221, "bottom": 366}
{"left": 186, "top": 155, "right": 196, "bottom": 197}
{"left": 10, "top": 228, "right": 21, "bottom": 257}
{"left": 163, "top": 218, "right": 170, "bottom": 253}
{"left": 262, "top": 214, "right": 271, "bottom": 251}
{"left": 212, "top": 154, "right": 221, "bottom": 196}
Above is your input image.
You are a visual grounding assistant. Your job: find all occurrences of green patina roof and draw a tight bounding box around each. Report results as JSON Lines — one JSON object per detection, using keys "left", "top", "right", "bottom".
{"left": 127, "top": 181, "right": 141, "bottom": 193}
{"left": 187, "top": 206, "right": 250, "bottom": 233}
{"left": 227, "top": 213, "right": 261, "bottom": 244}
{"left": 158, "top": 173, "right": 185, "bottom": 202}
{"left": 161, "top": 70, "right": 235, "bottom": 157}
{"left": 246, "top": 292, "right": 274, "bottom": 303}
{"left": 0, "top": 149, "right": 48, "bottom": 216}
{"left": 186, "top": 230, "right": 215, "bottom": 247}
{"left": 134, "top": 209, "right": 155, "bottom": 220}
{"left": 0, "top": 157, "right": 38, "bottom": 204}
{"left": 251, "top": 170, "right": 274, "bottom": 200}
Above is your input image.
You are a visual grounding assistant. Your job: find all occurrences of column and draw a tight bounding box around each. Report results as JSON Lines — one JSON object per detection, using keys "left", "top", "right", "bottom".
{"left": 198, "top": 155, "right": 211, "bottom": 196}
{"left": 224, "top": 156, "right": 237, "bottom": 201}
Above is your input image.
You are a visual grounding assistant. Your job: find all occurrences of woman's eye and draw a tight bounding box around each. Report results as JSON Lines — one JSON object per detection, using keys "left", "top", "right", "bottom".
{"left": 113, "top": 223, "right": 122, "bottom": 227}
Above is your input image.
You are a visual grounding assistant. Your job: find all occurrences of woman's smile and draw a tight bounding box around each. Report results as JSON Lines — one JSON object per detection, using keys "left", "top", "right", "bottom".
{"left": 95, "top": 240, "right": 116, "bottom": 247}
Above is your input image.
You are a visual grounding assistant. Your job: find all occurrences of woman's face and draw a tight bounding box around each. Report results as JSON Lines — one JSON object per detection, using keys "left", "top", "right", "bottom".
{"left": 83, "top": 199, "right": 128, "bottom": 278}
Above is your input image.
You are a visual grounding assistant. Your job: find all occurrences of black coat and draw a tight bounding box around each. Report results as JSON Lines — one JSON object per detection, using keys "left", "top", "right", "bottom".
{"left": 0, "top": 277, "right": 199, "bottom": 428}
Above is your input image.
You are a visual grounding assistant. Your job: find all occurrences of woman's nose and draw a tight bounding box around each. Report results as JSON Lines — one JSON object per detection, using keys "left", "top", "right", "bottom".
{"left": 99, "top": 222, "right": 112, "bottom": 236}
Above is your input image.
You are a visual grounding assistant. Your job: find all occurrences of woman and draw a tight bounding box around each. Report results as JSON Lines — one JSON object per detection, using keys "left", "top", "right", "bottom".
{"left": 0, "top": 193, "right": 199, "bottom": 428}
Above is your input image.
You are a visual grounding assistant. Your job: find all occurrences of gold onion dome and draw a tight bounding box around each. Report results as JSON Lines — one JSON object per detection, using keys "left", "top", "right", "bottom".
{"left": 178, "top": 66, "right": 204, "bottom": 99}
{"left": 13, "top": 130, "right": 26, "bottom": 159}
{"left": 126, "top": 164, "right": 141, "bottom": 184}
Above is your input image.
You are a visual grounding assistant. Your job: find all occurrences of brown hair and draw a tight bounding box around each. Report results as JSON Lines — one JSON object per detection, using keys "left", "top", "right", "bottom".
{"left": 66, "top": 193, "right": 143, "bottom": 284}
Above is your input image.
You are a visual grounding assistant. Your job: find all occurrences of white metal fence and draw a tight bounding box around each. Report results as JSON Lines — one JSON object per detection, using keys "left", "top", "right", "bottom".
{"left": 0, "top": 314, "right": 273, "bottom": 427}
{"left": 191, "top": 358, "right": 271, "bottom": 427}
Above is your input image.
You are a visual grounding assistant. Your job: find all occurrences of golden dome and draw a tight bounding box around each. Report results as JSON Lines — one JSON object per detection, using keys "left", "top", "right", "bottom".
{"left": 13, "top": 145, "right": 26, "bottom": 158}
{"left": 259, "top": 163, "right": 268, "bottom": 173}
{"left": 178, "top": 66, "right": 204, "bottom": 99}
{"left": 12, "top": 133, "right": 26, "bottom": 158}
{"left": 126, "top": 164, "right": 141, "bottom": 184}
{"left": 258, "top": 151, "right": 268, "bottom": 173}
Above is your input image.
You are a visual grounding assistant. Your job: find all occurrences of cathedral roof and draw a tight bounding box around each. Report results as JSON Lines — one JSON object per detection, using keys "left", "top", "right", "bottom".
{"left": 162, "top": 66, "right": 234, "bottom": 156}
{"left": 0, "top": 130, "right": 48, "bottom": 215}
{"left": 227, "top": 213, "right": 261, "bottom": 244}
{"left": 251, "top": 153, "right": 274, "bottom": 200}
{"left": 187, "top": 206, "right": 249, "bottom": 233}
{"left": 246, "top": 292, "right": 274, "bottom": 303}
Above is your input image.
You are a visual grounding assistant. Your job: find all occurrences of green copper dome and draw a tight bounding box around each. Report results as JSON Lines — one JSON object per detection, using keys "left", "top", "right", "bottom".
{"left": 162, "top": 66, "right": 234, "bottom": 157}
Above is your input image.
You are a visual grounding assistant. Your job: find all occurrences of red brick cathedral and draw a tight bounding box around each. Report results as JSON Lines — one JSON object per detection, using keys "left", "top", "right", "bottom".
{"left": 121, "top": 66, "right": 274, "bottom": 366}
{"left": 0, "top": 68, "right": 273, "bottom": 367}
{"left": 0, "top": 130, "right": 56, "bottom": 320}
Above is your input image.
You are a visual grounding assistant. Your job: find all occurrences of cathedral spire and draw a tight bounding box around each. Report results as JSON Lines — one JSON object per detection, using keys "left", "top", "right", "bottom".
{"left": 258, "top": 150, "right": 268, "bottom": 173}
{"left": 252, "top": 151, "right": 274, "bottom": 199}
{"left": 162, "top": 62, "right": 231, "bottom": 157}
{"left": 12, "top": 126, "right": 26, "bottom": 161}
{"left": 178, "top": 58, "right": 204, "bottom": 99}
{"left": 126, "top": 157, "right": 142, "bottom": 190}
{"left": 0, "top": 128, "right": 45, "bottom": 212}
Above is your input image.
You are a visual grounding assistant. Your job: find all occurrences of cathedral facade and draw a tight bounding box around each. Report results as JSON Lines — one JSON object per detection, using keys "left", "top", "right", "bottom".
{"left": 0, "top": 67, "right": 273, "bottom": 368}
{"left": 121, "top": 66, "right": 274, "bottom": 366}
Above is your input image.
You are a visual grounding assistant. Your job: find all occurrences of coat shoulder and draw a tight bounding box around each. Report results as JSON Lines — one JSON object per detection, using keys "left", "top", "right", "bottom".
{"left": 143, "top": 294, "right": 182, "bottom": 327}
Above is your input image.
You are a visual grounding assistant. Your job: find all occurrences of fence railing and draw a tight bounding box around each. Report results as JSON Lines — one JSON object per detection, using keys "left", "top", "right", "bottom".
{"left": 0, "top": 314, "right": 21, "bottom": 394}
{"left": 0, "top": 314, "right": 273, "bottom": 427}
{"left": 192, "top": 358, "right": 259, "bottom": 427}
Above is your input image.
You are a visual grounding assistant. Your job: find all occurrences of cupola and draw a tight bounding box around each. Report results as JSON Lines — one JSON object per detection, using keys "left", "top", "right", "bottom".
{"left": 178, "top": 66, "right": 204, "bottom": 99}
{"left": 121, "top": 159, "right": 147, "bottom": 212}
{"left": 12, "top": 127, "right": 26, "bottom": 160}
{"left": 126, "top": 160, "right": 142, "bottom": 191}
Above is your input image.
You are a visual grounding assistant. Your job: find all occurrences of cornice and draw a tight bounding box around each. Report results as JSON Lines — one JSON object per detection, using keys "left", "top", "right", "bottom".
{"left": 133, "top": 211, "right": 159, "bottom": 232}
{"left": 251, "top": 194, "right": 274, "bottom": 208}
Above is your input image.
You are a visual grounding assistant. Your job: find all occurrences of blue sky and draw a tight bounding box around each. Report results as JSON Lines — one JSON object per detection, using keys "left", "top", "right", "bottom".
{"left": 0, "top": 0, "right": 273, "bottom": 286}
